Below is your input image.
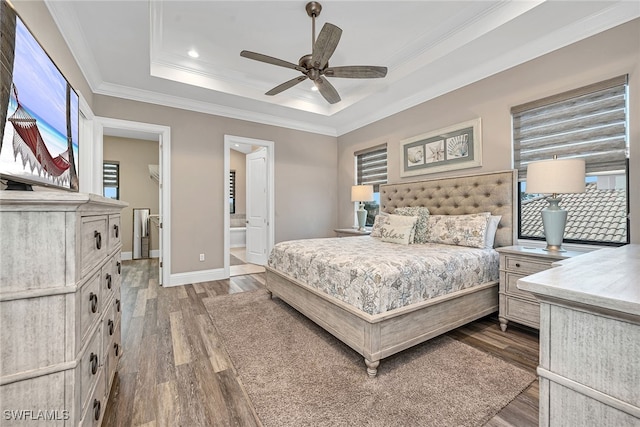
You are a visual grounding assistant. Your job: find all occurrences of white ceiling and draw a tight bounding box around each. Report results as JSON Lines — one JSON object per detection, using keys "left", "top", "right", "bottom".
{"left": 45, "top": 1, "right": 638, "bottom": 137}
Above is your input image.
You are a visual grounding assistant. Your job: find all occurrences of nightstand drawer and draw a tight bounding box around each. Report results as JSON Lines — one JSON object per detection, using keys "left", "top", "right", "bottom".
{"left": 505, "top": 272, "right": 536, "bottom": 301}
{"left": 504, "top": 255, "right": 551, "bottom": 275}
{"left": 505, "top": 297, "right": 539, "bottom": 328}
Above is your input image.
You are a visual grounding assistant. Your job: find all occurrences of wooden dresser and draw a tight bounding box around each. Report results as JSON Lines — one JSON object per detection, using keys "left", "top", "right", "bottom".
{"left": 518, "top": 244, "right": 640, "bottom": 426}
{"left": 0, "top": 192, "right": 127, "bottom": 426}
{"left": 496, "top": 245, "right": 583, "bottom": 331}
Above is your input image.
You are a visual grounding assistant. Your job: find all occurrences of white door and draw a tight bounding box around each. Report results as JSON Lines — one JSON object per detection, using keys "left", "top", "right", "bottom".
{"left": 246, "top": 148, "right": 268, "bottom": 265}
{"left": 158, "top": 135, "right": 163, "bottom": 285}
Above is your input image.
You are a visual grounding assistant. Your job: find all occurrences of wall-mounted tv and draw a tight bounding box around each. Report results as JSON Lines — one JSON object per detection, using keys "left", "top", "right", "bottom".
{"left": 0, "top": 2, "right": 79, "bottom": 191}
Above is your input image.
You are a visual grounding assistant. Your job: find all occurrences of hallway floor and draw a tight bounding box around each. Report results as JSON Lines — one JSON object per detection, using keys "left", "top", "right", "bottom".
{"left": 229, "top": 247, "right": 265, "bottom": 277}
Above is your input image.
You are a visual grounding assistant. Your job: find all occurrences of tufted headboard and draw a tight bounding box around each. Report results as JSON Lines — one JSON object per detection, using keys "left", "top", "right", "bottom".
{"left": 380, "top": 170, "right": 517, "bottom": 248}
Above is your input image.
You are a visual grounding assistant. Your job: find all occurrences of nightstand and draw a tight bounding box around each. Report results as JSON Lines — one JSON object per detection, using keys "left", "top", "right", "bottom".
{"left": 496, "top": 245, "right": 583, "bottom": 331}
{"left": 334, "top": 228, "right": 371, "bottom": 237}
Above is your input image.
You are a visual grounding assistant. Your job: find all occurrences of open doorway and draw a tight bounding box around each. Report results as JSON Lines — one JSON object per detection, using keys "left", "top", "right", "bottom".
{"left": 94, "top": 117, "right": 171, "bottom": 286}
{"left": 224, "top": 135, "right": 274, "bottom": 278}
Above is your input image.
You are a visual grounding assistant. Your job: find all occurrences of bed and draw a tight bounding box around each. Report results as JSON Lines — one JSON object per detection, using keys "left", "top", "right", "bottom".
{"left": 265, "top": 170, "right": 516, "bottom": 376}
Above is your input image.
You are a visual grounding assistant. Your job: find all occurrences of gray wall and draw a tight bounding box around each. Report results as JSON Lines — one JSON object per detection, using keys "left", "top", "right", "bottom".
{"left": 93, "top": 95, "right": 337, "bottom": 274}
{"left": 337, "top": 19, "right": 640, "bottom": 244}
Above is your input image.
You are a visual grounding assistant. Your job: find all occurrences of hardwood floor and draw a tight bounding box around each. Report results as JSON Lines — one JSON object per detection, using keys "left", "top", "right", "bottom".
{"left": 102, "top": 259, "right": 539, "bottom": 427}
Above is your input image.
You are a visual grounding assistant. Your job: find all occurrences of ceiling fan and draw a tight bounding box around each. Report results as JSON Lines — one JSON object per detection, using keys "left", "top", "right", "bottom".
{"left": 240, "top": 1, "right": 387, "bottom": 104}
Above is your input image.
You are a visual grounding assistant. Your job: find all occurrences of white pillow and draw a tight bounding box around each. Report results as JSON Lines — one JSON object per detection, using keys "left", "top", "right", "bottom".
{"left": 370, "top": 212, "right": 390, "bottom": 238}
{"left": 380, "top": 224, "right": 415, "bottom": 245}
{"left": 388, "top": 214, "right": 418, "bottom": 243}
{"left": 485, "top": 215, "right": 502, "bottom": 249}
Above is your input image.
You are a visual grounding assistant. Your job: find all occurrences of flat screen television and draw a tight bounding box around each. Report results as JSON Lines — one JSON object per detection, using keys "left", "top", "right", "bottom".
{"left": 0, "top": 2, "right": 79, "bottom": 191}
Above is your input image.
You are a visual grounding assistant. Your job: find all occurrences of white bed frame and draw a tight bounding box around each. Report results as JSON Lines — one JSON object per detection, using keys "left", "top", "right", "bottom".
{"left": 265, "top": 170, "right": 517, "bottom": 377}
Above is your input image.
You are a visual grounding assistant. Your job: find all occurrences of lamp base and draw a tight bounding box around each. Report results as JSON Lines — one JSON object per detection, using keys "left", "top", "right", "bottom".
{"left": 541, "top": 197, "right": 567, "bottom": 253}
{"left": 357, "top": 204, "right": 368, "bottom": 231}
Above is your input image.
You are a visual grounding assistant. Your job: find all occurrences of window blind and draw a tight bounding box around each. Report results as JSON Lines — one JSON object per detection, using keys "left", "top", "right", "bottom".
{"left": 103, "top": 162, "right": 119, "bottom": 187}
{"left": 229, "top": 170, "right": 236, "bottom": 198}
{"left": 356, "top": 144, "right": 387, "bottom": 192}
{"left": 512, "top": 75, "right": 628, "bottom": 179}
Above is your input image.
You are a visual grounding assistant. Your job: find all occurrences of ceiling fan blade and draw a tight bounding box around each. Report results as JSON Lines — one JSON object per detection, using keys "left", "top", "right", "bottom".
{"left": 324, "top": 66, "right": 387, "bottom": 79}
{"left": 265, "top": 75, "right": 309, "bottom": 96}
{"left": 314, "top": 77, "right": 341, "bottom": 104}
{"left": 312, "top": 23, "right": 342, "bottom": 70}
{"left": 240, "top": 50, "right": 305, "bottom": 72}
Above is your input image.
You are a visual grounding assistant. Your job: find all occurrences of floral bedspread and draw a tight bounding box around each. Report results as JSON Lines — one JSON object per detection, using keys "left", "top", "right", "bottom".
{"left": 267, "top": 236, "right": 499, "bottom": 315}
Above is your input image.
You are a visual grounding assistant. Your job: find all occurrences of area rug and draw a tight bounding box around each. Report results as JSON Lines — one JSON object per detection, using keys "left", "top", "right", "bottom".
{"left": 204, "top": 289, "right": 535, "bottom": 427}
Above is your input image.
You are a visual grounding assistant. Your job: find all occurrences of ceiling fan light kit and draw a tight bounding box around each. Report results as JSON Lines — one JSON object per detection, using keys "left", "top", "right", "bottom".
{"left": 240, "top": 1, "right": 387, "bottom": 104}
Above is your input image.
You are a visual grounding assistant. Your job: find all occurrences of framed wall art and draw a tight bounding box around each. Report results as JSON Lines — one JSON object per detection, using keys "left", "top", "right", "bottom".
{"left": 400, "top": 118, "right": 482, "bottom": 177}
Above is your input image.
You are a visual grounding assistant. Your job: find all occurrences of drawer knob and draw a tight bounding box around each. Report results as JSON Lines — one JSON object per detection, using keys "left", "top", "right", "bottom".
{"left": 89, "top": 293, "right": 98, "bottom": 313}
{"left": 117, "top": 261, "right": 122, "bottom": 274}
{"left": 114, "top": 343, "right": 120, "bottom": 357}
{"left": 106, "top": 273, "right": 112, "bottom": 290}
{"left": 90, "top": 352, "right": 98, "bottom": 375}
{"left": 114, "top": 224, "right": 119, "bottom": 238}
{"left": 94, "top": 231, "right": 102, "bottom": 250}
{"left": 515, "top": 263, "right": 521, "bottom": 267}
{"left": 108, "top": 319, "right": 114, "bottom": 336}
{"left": 116, "top": 299, "right": 121, "bottom": 312}
{"left": 93, "top": 399, "right": 101, "bottom": 421}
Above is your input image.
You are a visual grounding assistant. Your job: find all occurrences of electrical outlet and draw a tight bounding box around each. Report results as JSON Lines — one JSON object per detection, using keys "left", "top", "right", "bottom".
{"left": 199, "top": 253, "right": 205, "bottom": 262}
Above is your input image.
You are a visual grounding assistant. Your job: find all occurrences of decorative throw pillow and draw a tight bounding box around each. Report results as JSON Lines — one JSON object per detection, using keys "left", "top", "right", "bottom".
{"left": 387, "top": 214, "right": 418, "bottom": 243}
{"left": 394, "top": 206, "right": 430, "bottom": 243}
{"left": 380, "top": 224, "right": 415, "bottom": 245}
{"left": 425, "top": 212, "right": 491, "bottom": 248}
{"left": 484, "top": 215, "right": 502, "bottom": 249}
{"left": 370, "top": 212, "right": 390, "bottom": 238}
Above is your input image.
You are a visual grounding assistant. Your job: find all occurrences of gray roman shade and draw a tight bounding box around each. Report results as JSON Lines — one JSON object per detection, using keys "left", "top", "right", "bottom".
{"left": 512, "top": 75, "right": 628, "bottom": 179}
{"left": 356, "top": 144, "right": 387, "bottom": 192}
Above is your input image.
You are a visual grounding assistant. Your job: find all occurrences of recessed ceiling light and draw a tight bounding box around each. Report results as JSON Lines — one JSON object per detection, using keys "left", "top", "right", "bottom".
{"left": 188, "top": 49, "right": 199, "bottom": 58}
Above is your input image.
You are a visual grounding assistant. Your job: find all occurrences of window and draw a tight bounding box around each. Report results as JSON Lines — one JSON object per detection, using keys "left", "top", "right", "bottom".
{"left": 103, "top": 161, "right": 120, "bottom": 200}
{"left": 512, "top": 75, "right": 629, "bottom": 246}
{"left": 355, "top": 144, "right": 387, "bottom": 226}
{"left": 229, "top": 170, "right": 236, "bottom": 214}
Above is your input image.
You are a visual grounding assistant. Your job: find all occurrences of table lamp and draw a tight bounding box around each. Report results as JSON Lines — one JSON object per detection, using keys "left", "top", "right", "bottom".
{"left": 526, "top": 157, "right": 585, "bottom": 252}
{"left": 351, "top": 185, "right": 374, "bottom": 231}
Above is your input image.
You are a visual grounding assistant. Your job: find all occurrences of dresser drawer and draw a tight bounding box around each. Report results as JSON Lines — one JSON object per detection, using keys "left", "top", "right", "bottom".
{"left": 505, "top": 272, "right": 537, "bottom": 301}
{"left": 102, "top": 298, "right": 121, "bottom": 357}
{"left": 105, "top": 322, "right": 122, "bottom": 396}
{"left": 504, "top": 255, "right": 552, "bottom": 275}
{"left": 81, "top": 216, "right": 108, "bottom": 277}
{"left": 80, "top": 325, "right": 103, "bottom": 413}
{"left": 80, "top": 368, "right": 106, "bottom": 427}
{"left": 505, "top": 297, "right": 540, "bottom": 328}
{"left": 101, "top": 256, "right": 120, "bottom": 303}
{"left": 107, "top": 214, "right": 122, "bottom": 253}
{"left": 80, "top": 272, "right": 102, "bottom": 341}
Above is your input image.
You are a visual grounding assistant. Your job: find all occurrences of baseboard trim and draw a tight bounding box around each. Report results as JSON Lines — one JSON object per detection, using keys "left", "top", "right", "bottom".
{"left": 168, "top": 268, "right": 227, "bottom": 287}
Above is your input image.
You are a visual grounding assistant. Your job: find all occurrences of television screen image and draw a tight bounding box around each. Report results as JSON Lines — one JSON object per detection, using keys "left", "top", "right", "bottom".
{"left": 0, "top": 7, "right": 79, "bottom": 191}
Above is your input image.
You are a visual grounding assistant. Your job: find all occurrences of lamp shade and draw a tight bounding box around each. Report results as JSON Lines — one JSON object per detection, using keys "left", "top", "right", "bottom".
{"left": 351, "top": 185, "right": 374, "bottom": 202}
{"left": 526, "top": 158, "right": 586, "bottom": 194}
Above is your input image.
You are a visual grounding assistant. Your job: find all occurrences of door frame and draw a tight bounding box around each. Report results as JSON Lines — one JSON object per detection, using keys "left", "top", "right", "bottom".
{"left": 94, "top": 116, "right": 172, "bottom": 286}
{"left": 224, "top": 135, "right": 274, "bottom": 277}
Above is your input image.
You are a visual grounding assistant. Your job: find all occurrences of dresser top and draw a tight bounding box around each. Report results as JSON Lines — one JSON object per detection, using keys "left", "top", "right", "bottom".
{"left": 496, "top": 245, "right": 585, "bottom": 260}
{"left": 1, "top": 190, "right": 128, "bottom": 211}
{"left": 518, "top": 244, "right": 640, "bottom": 317}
